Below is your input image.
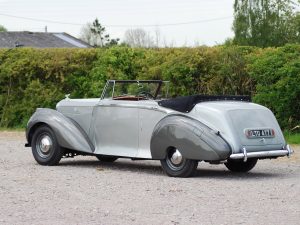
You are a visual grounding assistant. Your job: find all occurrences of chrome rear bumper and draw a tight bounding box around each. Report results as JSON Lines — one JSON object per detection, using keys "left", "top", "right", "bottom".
{"left": 229, "top": 145, "right": 293, "bottom": 162}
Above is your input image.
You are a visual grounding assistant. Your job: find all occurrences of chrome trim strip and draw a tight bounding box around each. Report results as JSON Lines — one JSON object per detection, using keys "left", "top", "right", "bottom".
{"left": 97, "top": 103, "right": 169, "bottom": 113}
{"left": 100, "top": 80, "right": 109, "bottom": 100}
{"left": 229, "top": 149, "right": 290, "bottom": 160}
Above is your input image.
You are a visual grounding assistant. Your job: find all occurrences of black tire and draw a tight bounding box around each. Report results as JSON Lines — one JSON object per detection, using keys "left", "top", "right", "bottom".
{"left": 160, "top": 148, "right": 198, "bottom": 177}
{"left": 31, "top": 125, "right": 63, "bottom": 166}
{"left": 96, "top": 155, "right": 118, "bottom": 162}
{"left": 225, "top": 158, "right": 258, "bottom": 172}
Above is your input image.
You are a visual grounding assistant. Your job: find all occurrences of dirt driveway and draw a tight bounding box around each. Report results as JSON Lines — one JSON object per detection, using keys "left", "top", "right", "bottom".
{"left": 0, "top": 131, "right": 299, "bottom": 225}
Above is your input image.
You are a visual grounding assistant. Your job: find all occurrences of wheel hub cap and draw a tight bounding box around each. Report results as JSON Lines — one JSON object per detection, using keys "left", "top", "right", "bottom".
{"left": 170, "top": 149, "right": 183, "bottom": 165}
{"left": 40, "top": 136, "right": 52, "bottom": 153}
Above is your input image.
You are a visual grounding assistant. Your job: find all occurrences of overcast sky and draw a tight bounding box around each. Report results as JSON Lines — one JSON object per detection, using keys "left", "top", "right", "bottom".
{"left": 0, "top": 0, "right": 234, "bottom": 46}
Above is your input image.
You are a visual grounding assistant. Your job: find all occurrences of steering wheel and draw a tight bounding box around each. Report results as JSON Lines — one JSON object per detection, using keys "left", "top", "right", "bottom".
{"left": 137, "top": 91, "right": 154, "bottom": 99}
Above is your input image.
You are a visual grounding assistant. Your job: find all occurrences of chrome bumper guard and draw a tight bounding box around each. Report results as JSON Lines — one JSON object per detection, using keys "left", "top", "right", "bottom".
{"left": 229, "top": 145, "right": 293, "bottom": 162}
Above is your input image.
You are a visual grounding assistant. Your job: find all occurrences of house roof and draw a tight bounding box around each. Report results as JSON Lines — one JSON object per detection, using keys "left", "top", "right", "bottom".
{"left": 0, "top": 31, "right": 92, "bottom": 48}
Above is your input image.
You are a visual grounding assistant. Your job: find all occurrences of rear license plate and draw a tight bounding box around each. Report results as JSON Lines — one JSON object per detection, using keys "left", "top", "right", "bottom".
{"left": 245, "top": 128, "right": 275, "bottom": 138}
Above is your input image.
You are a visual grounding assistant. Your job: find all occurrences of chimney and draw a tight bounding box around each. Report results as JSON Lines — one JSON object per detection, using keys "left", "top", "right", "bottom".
{"left": 45, "top": 26, "right": 47, "bottom": 33}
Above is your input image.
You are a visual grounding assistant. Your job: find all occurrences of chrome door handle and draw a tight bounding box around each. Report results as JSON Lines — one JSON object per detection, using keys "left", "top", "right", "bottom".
{"left": 97, "top": 103, "right": 117, "bottom": 107}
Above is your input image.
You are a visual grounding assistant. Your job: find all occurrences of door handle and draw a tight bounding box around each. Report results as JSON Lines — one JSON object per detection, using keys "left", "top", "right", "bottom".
{"left": 97, "top": 103, "right": 117, "bottom": 107}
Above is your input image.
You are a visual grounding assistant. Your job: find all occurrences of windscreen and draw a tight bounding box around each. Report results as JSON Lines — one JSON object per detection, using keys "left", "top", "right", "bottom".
{"left": 102, "top": 81, "right": 169, "bottom": 100}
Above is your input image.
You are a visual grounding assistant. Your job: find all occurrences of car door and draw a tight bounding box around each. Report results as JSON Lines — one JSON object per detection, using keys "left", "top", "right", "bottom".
{"left": 90, "top": 99, "right": 139, "bottom": 157}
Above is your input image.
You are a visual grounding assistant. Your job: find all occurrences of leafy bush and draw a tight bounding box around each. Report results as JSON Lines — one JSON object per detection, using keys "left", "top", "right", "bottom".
{"left": 247, "top": 44, "right": 300, "bottom": 129}
{"left": 0, "top": 48, "right": 97, "bottom": 127}
{"left": 0, "top": 45, "right": 299, "bottom": 129}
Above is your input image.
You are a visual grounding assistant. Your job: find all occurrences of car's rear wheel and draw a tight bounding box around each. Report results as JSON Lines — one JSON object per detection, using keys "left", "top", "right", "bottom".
{"left": 96, "top": 155, "right": 118, "bottom": 162}
{"left": 31, "top": 125, "right": 63, "bottom": 166}
{"left": 225, "top": 158, "right": 258, "bottom": 172}
{"left": 160, "top": 148, "right": 198, "bottom": 177}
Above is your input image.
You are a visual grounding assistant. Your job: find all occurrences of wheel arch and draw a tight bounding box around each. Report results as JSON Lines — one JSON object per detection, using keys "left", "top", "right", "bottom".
{"left": 27, "top": 122, "right": 48, "bottom": 146}
{"left": 26, "top": 108, "right": 94, "bottom": 153}
{"left": 150, "top": 114, "right": 231, "bottom": 161}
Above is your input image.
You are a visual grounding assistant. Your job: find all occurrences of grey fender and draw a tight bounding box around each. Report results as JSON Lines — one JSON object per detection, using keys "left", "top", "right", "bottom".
{"left": 150, "top": 114, "right": 231, "bottom": 161}
{"left": 26, "top": 108, "right": 94, "bottom": 153}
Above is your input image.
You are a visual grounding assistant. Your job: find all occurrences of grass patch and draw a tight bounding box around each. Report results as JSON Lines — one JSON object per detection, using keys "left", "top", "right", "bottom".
{"left": 0, "top": 127, "right": 25, "bottom": 132}
{"left": 284, "top": 132, "right": 300, "bottom": 144}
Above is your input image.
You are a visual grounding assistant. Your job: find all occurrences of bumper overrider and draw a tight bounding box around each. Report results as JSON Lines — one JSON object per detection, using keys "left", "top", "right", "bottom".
{"left": 229, "top": 145, "right": 293, "bottom": 162}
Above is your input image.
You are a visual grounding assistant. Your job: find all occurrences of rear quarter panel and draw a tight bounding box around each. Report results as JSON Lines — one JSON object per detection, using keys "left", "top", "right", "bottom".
{"left": 189, "top": 102, "right": 286, "bottom": 153}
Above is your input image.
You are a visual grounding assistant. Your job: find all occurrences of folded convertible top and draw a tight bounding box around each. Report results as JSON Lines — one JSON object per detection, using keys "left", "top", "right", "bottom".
{"left": 158, "top": 95, "right": 251, "bottom": 113}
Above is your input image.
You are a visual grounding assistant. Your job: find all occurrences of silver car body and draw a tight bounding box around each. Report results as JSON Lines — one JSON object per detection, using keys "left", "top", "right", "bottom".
{"left": 26, "top": 80, "right": 292, "bottom": 162}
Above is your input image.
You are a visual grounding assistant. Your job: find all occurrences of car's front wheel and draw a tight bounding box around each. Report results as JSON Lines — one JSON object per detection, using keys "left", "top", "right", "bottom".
{"left": 225, "top": 158, "right": 258, "bottom": 172}
{"left": 160, "top": 148, "right": 198, "bottom": 177}
{"left": 31, "top": 125, "right": 63, "bottom": 166}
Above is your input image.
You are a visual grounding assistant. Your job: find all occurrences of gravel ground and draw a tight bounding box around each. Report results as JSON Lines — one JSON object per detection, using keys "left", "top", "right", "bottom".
{"left": 0, "top": 131, "right": 299, "bottom": 225}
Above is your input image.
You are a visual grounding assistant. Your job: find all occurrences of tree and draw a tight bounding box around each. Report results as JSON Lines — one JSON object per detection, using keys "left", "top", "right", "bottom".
{"left": 123, "top": 28, "right": 154, "bottom": 48}
{"left": 290, "top": 12, "right": 300, "bottom": 43}
{"left": 0, "top": 25, "right": 7, "bottom": 32}
{"left": 79, "top": 18, "right": 119, "bottom": 47}
{"left": 233, "top": 0, "right": 299, "bottom": 47}
{"left": 154, "top": 27, "right": 162, "bottom": 47}
{"left": 90, "top": 18, "right": 109, "bottom": 47}
{"left": 79, "top": 23, "right": 94, "bottom": 45}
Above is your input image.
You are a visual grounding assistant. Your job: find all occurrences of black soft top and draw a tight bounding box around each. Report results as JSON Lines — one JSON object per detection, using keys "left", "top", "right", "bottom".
{"left": 158, "top": 95, "right": 251, "bottom": 113}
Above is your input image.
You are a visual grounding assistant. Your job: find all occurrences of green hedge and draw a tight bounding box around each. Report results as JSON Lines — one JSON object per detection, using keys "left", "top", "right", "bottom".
{"left": 0, "top": 45, "right": 299, "bottom": 129}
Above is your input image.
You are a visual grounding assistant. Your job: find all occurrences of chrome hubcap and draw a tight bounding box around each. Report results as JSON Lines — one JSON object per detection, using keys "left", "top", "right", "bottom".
{"left": 170, "top": 149, "right": 183, "bottom": 165}
{"left": 36, "top": 134, "right": 53, "bottom": 158}
{"left": 166, "top": 148, "right": 185, "bottom": 171}
{"left": 40, "top": 136, "right": 52, "bottom": 153}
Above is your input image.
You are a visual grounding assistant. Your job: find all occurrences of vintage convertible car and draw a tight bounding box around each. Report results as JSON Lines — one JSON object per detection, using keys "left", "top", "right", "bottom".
{"left": 25, "top": 80, "right": 293, "bottom": 177}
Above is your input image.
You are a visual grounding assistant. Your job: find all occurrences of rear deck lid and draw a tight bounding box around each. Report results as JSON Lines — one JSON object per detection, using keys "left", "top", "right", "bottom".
{"left": 229, "top": 109, "right": 285, "bottom": 151}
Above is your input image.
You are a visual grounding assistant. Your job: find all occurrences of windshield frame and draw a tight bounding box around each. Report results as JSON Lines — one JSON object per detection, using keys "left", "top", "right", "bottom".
{"left": 100, "top": 80, "right": 168, "bottom": 100}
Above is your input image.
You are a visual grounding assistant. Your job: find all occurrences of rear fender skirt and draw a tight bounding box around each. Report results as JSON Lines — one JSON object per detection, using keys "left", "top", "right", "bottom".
{"left": 150, "top": 115, "right": 231, "bottom": 161}
{"left": 26, "top": 108, "right": 94, "bottom": 153}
